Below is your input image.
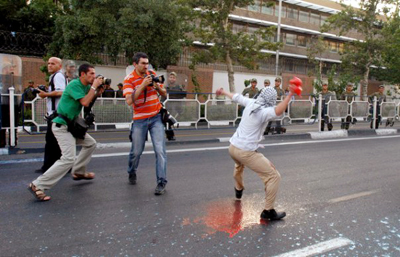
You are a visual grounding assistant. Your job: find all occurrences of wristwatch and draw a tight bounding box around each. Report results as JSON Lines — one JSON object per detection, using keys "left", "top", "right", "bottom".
{"left": 91, "top": 86, "right": 96, "bottom": 91}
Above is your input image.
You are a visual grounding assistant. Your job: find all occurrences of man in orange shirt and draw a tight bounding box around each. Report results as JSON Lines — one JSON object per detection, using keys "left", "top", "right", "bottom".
{"left": 123, "top": 52, "right": 168, "bottom": 195}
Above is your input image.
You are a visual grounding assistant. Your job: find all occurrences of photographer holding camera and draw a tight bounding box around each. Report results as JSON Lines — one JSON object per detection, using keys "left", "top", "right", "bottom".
{"left": 35, "top": 57, "right": 67, "bottom": 173}
{"left": 28, "top": 63, "right": 104, "bottom": 201}
{"left": 123, "top": 52, "right": 168, "bottom": 195}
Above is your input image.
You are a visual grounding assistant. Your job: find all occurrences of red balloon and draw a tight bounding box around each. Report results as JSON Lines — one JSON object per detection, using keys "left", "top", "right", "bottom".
{"left": 289, "top": 77, "right": 303, "bottom": 96}
{"left": 289, "top": 77, "right": 303, "bottom": 87}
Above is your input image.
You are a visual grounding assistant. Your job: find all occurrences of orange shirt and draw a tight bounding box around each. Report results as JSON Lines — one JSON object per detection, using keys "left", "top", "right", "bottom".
{"left": 123, "top": 70, "right": 163, "bottom": 120}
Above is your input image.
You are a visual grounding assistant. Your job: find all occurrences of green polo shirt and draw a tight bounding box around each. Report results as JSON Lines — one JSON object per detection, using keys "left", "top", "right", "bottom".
{"left": 53, "top": 78, "right": 90, "bottom": 125}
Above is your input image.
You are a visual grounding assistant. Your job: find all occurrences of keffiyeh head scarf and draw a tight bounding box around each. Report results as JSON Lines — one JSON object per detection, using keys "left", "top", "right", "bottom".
{"left": 250, "top": 87, "right": 277, "bottom": 115}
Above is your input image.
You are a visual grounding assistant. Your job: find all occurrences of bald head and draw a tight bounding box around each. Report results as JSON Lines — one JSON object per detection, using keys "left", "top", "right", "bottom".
{"left": 47, "top": 57, "right": 62, "bottom": 74}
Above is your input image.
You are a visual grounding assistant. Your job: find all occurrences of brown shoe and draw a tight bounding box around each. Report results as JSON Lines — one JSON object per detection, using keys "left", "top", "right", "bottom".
{"left": 72, "top": 172, "right": 95, "bottom": 180}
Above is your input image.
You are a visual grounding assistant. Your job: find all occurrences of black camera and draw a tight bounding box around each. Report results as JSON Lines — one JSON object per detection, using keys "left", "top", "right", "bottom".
{"left": 32, "top": 85, "right": 47, "bottom": 94}
{"left": 150, "top": 74, "right": 165, "bottom": 84}
{"left": 96, "top": 75, "right": 111, "bottom": 88}
{"left": 84, "top": 107, "right": 95, "bottom": 126}
{"left": 160, "top": 107, "right": 178, "bottom": 141}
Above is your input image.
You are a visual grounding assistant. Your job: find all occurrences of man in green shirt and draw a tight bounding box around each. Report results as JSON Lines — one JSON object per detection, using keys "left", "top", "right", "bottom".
{"left": 28, "top": 64, "right": 104, "bottom": 202}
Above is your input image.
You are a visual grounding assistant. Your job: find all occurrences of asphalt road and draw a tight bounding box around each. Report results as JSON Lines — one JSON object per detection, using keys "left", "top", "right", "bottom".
{"left": 14, "top": 119, "right": 400, "bottom": 150}
{"left": 1, "top": 136, "right": 400, "bottom": 256}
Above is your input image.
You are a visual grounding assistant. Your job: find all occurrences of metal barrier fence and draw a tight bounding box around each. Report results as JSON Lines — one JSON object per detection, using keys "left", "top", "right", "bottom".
{"left": 2, "top": 90, "right": 400, "bottom": 144}
{"left": 17, "top": 94, "right": 400, "bottom": 130}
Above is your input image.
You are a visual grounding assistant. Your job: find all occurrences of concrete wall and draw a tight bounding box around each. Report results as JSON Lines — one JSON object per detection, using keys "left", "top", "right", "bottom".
{"left": 21, "top": 57, "right": 46, "bottom": 89}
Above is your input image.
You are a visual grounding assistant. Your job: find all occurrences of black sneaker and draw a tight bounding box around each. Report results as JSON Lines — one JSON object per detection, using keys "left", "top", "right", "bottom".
{"left": 129, "top": 173, "right": 137, "bottom": 185}
{"left": 235, "top": 187, "right": 243, "bottom": 199}
{"left": 35, "top": 168, "right": 45, "bottom": 173}
{"left": 260, "top": 209, "right": 286, "bottom": 221}
{"left": 154, "top": 183, "right": 166, "bottom": 195}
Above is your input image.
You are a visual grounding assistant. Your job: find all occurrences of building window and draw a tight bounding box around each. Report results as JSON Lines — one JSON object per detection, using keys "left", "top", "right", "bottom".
{"left": 320, "top": 15, "right": 328, "bottom": 25}
{"left": 269, "top": 34, "right": 276, "bottom": 42}
{"left": 296, "top": 60, "right": 307, "bottom": 74}
{"left": 231, "top": 23, "right": 244, "bottom": 34}
{"left": 285, "top": 33, "right": 296, "bottom": 45}
{"left": 310, "top": 12, "right": 320, "bottom": 26}
{"left": 297, "top": 35, "right": 308, "bottom": 47}
{"left": 248, "top": 0, "right": 261, "bottom": 12}
{"left": 287, "top": 6, "right": 298, "bottom": 20}
{"left": 285, "top": 59, "right": 295, "bottom": 72}
{"left": 299, "top": 10, "right": 309, "bottom": 23}
{"left": 261, "top": 1, "right": 274, "bottom": 15}
{"left": 247, "top": 26, "right": 259, "bottom": 38}
{"left": 338, "top": 42, "right": 344, "bottom": 53}
{"left": 329, "top": 41, "right": 338, "bottom": 53}
{"left": 274, "top": 5, "right": 286, "bottom": 17}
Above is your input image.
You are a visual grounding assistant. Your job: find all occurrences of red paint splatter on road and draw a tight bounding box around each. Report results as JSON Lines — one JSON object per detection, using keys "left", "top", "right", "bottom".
{"left": 182, "top": 196, "right": 268, "bottom": 237}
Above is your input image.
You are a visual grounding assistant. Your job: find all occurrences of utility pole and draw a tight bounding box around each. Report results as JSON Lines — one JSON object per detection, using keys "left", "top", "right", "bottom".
{"left": 275, "top": 0, "right": 283, "bottom": 77}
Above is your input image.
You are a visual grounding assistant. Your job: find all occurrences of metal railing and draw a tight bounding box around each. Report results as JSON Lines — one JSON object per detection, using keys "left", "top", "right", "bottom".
{"left": 16, "top": 93, "right": 400, "bottom": 130}
{"left": 2, "top": 90, "right": 400, "bottom": 147}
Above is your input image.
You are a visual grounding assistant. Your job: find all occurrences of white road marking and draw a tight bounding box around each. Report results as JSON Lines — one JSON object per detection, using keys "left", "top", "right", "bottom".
{"left": 274, "top": 237, "right": 353, "bottom": 257}
{"left": 309, "top": 130, "right": 348, "bottom": 139}
{"left": 328, "top": 190, "right": 378, "bottom": 204}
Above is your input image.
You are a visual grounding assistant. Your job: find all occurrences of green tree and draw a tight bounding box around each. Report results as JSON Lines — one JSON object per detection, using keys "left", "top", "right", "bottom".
{"left": 118, "top": 0, "right": 190, "bottom": 69}
{"left": 183, "top": 0, "right": 279, "bottom": 92}
{"left": 307, "top": 35, "right": 359, "bottom": 96}
{"left": 48, "top": 0, "right": 188, "bottom": 68}
{"left": 47, "top": 0, "right": 125, "bottom": 63}
{"left": 373, "top": 3, "right": 400, "bottom": 85}
{"left": 307, "top": 35, "right": 327, "bottom": 88}
{"left": 322, "top": 0, "right": 394, "bottom": 100}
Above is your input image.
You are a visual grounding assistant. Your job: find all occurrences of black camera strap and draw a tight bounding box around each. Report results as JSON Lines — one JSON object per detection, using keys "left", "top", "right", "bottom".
{"left": 48, "top": 72, "right": 59, "bottom": 111}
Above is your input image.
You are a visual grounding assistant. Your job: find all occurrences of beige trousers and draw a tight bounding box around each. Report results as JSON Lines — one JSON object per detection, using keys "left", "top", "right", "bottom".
{"left": 228, "top": 144, "right": 281, "bottom": 210}
{"left": 33, "top": 123, "right": 96, "bottom": 190}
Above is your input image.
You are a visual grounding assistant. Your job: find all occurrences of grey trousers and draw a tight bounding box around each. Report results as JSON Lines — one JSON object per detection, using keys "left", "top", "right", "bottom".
{"left": 33, "top": 123, "right": 96, "bottom": 190}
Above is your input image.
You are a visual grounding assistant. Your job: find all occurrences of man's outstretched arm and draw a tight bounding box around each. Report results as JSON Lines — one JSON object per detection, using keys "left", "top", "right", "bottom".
{"left": 216, "top": 88, "right": 235, "bottom": 100}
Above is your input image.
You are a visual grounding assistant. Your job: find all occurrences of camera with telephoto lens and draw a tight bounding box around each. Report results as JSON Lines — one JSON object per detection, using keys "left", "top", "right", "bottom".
{"left": 165, "top": 112, "right": 178, "bottom": 128}
{"left": 160, "top": 107, "right": 178, "bottom": 141}
{"left": 150, "top": 74, "right": 165, "bottom": 84}
{"left": 32, "top": 85, "right": 47, "bottom": 94}
{"left": 164, "top": 111, "right": 178, "bottom": 141}
{"left": 96, "top": 75, "right": 111, "bottom": 88}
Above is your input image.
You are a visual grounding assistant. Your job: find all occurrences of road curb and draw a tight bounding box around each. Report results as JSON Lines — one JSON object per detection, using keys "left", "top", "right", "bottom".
{"left": 3, "top": 128, "right": 400, "bottom": 155}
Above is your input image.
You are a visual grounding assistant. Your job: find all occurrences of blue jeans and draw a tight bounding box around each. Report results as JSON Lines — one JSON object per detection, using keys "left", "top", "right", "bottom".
{"left": 127, "top": 113, "right": 167, "bottom": 185}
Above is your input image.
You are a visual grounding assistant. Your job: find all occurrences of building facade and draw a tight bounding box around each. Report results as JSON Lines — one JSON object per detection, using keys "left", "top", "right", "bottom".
{"left": 170, "top": 0, "right": 383, "bottom": 97}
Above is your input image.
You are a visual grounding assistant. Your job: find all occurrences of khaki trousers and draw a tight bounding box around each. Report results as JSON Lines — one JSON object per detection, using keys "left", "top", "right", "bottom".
{"left": 33, "top": 123, "right": 96, "bottom": 190}
{"left": 229, "top": 144, "right": 281, "bottom": 210}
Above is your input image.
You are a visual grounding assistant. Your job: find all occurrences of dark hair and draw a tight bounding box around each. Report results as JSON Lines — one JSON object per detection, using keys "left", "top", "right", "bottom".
{"left": 78, "top": 63, "right": 94, "bottom": 77}
{"left": 117, "top": 83, "right": 123, "bottom": 87}
{"left": 133, "top": 52, "right": 148, "bottom": 64}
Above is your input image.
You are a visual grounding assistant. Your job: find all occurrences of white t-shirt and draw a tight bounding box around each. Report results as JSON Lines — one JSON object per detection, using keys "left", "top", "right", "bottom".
{"left": 229, "top": 93, "right": 277, "bottom": 151}
{"left": 47, "top": 72, "right": 66, "bottom": 115}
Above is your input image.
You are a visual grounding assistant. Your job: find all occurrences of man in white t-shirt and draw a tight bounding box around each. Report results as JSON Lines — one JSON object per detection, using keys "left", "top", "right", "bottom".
{"left": 35, "top": 57, "right": 67, "bottom": 173}
{"left": 216, "top": 85, "right": 295, "bottom": 221}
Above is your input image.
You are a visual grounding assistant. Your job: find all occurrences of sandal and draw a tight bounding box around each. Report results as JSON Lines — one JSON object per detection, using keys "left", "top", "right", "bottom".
{"left": 28, "top": 183, "right": 51, "bottom": 201}
{"left": 72, "top": 172, "right": 95, "bottom": 181}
